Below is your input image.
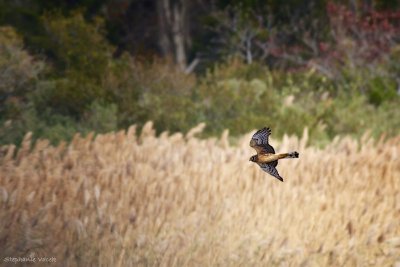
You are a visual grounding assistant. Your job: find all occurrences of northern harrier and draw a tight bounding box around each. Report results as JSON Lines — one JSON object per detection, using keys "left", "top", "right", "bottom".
{"left": 249, "top": 127, "right": 299, "bottom": 182}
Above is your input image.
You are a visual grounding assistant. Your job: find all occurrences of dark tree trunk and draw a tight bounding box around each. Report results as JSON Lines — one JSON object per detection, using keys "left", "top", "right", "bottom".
{"left": 157, "top": 0, "right": 188, "bottom": 70}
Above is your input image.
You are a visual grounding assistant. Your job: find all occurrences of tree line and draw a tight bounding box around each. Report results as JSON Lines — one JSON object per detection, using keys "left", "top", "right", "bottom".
{"left": 0, "top": 0, "right": 399, "bottom": 145}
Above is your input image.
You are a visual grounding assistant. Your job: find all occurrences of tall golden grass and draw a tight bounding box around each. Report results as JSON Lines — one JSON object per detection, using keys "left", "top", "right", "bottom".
{"left": 0, "top": 122, "right": 399, "bottom": 266}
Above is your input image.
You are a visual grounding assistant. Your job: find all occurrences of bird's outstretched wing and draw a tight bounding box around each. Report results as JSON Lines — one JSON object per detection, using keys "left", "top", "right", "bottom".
{"left": 258, "top": 163, "right": 283, "bottom": 182}
{"left": 250, "top": 127, "right": 274, "bottom": 154}
{"left": 251, "top": 127, "right": 271, "bottom": 145}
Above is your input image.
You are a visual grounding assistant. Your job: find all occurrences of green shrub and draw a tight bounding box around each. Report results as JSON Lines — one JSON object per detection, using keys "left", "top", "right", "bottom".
{"left": 194, "top": 59, "right": 399, "bottom": 143}
{"left": 83, "top": 100, "right": 118, "bottom": 134}
{"left": 106, "top": 57, "right": 198, "bottom": 133}
{"left": 35, "top": 13, "right": 113, "bottom": 117}
{"left": 0, "top": 26, "right": 44, "bottom": 116}
{"left": 196, "top": 61, "right": 279, "bottom": 135}
{"left": 0, "top": 101, "right": 119, "bottom": 146}
{"left": 42, "top": 13, "right": 111, "bottom": 77}
{"left": 1, "top": 26, "right": 399, "bottom": 147}
{"left": 367, "top": 76, "right": 397, "bottom": 106}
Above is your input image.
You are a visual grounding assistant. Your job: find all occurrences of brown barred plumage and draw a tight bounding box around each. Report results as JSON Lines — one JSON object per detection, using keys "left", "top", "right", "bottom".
{"left": 249, "top": 127, "right": 299, "bottom": 182}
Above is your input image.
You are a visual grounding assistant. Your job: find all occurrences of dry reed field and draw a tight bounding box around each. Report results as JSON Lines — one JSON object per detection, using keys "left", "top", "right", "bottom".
{"left": 0, "top": 122, "right": 400, "bottom": 266}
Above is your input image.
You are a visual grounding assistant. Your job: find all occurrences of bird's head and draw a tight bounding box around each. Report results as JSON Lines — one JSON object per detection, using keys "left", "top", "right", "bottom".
{"left": 249, "top": 139, "right": 256, "bottom": 147}
{"left": 249, "top": 155, "right": 257, "bottom": 162}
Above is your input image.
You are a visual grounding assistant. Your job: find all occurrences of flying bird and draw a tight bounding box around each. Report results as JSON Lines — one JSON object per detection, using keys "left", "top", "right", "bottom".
{"left": 249, "top": 127, "right": 299, "bottom": 182}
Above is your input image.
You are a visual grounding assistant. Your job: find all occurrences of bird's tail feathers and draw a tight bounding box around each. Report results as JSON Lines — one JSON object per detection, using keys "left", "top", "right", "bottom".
{"left": 286, "top": 151, "right": 299, "bottom": 158}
